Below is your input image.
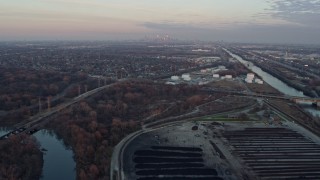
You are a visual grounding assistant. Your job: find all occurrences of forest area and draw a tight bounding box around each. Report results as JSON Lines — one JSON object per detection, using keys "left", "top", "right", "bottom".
{"left": 0, "top": 70, "right": 251, "bottom": 180}
{"left": 46, "top": 80, "right": 219, "bottom": 180}
{"left": 0, "top": 67, "right": 111, "bottom": 180}
{"left": 0, "top": 67, "right": 106, "bottom": 126}
{"left": 0, "top": 134, "right": 43, "bottom": 180}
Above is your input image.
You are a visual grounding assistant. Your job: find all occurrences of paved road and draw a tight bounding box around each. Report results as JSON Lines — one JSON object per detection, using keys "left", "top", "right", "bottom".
{"left": 110, "top": 88, "right": 320, "bottom": 180}
{"left": 0, "top": 80, "right": 124, "bottom": 140}
{"left": 110, "top": 99, "right": 258, "bottom": 180}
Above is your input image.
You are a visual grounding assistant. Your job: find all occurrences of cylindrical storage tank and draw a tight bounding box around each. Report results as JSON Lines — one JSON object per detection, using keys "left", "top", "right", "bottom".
{"left": 254, "top": 78, "right": 261, "bottom": 83}
{"left": 199, "top": 81, "right": 208, "bottom": 85}
{"left": 245, "top": 78, "right": 253, "bottom": 83}
{"left": 225, "top": 75, "right": 232, "bottom": 79}
{"left": 183, "top": 76, "right": 191, "bottom": 81}
{"left": 165, "top": 82, "right": 176, "bottom": 85}
{"left": 213, "top": 74, "right": 220, "bottom": 78}
{"left": 171, "top": 76, "right": 179, "bottom": 81}
{"left": 182, "top": 74, "right": 190, "bottom": 79}
{"left": 247, "top": 73, "right": 255, "bottom": 80}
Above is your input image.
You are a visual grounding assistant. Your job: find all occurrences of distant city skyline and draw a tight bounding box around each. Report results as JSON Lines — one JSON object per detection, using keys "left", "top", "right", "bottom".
{"left": 0, "top": 0, "right": 320, "bottom": 44}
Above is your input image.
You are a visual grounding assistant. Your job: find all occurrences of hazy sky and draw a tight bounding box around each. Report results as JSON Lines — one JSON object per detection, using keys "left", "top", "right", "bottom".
{"left": 0, "top": 0, "right": 319, "bottom": 43}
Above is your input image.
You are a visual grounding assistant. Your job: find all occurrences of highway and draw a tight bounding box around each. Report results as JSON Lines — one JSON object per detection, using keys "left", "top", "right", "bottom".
{"left": 0, "top": 80, "right": 124, "bottom": 140}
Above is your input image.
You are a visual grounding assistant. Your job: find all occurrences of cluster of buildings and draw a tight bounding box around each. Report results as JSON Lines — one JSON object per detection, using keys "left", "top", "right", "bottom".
{"left": 0, "top": 42, "right": 203, "bottom": 78}
{"left": 167, "top": 65, "right": 234, "bottom": 85}
{"left": 245, "top": 73, "right": 263, "bottom": 84}
{"left": 167, "top": 68, "right": 264, "bottom": 86}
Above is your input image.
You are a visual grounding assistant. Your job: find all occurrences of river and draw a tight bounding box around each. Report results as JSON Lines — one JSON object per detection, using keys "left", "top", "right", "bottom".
{"left": 0, "top": 129, "right": 76, "bottom": 180}
{"left": 226, "top": 49, "right": 320, "bottom": 117}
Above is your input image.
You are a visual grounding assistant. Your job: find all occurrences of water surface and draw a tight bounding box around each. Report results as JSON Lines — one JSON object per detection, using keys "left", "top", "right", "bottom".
{"left": 0, "top": 128, "right": 76, "bottom": 180}
{"left": 226, "top": 49, "right": 320, "bottom": 117}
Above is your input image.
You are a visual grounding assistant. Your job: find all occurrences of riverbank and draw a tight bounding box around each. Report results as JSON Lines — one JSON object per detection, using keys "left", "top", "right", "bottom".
{"left": 0, "top": 128, "right": 76, "bottom": 180}
{"left": 0, "top": 130, "right": 43, "bottom": 180}
{"left": 34, "top": 130, "right": 76, "bottom": 180}
{"left": 226, "top": 48, "right": 320, "bottom": 117}
{"left": 231, "top": 51, "right": 316, "bottom": 97}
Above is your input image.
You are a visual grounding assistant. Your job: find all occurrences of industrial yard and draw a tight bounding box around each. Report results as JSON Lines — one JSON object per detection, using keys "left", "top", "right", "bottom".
{"left": 122, "top": 122, "right": 238, "bottom": 180}
{"left": 223, "top": 124, "right": 320, "bottom": 179}
{"left": 165, "top": 65, "right": 269, "bottom": 94}
{"left": 121, "top": 118, "right": 320, "bottom": 180}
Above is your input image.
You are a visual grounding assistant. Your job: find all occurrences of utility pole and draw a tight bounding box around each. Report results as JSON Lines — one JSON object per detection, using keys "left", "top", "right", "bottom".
{"left": 85, "top": 85, "right": 88, "bottom": 93}
{"left": 38, "top": 97, "right": 42, "bottom": 113}
{"left": 47, "top": 96, "right": 52, "bottom": 111}
{"left": 78, "top": 85, "right": 81, "bottom": 96}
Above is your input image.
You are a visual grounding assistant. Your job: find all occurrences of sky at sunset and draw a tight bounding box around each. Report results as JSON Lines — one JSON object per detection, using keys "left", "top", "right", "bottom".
{"left": 0, "top": 0, "right": 319, "bottom": 43}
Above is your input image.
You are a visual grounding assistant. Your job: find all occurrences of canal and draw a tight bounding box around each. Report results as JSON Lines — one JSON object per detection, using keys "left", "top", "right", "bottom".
{"left": 0, "top": 129, "right": 76, "bottom": 180}
{"left": 226, "top": 49, "right": 320, "bottom": 117}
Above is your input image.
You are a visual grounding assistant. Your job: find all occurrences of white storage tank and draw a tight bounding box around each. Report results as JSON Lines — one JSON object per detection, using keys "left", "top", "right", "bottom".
{"left": 247, "top": 73, "right": 255, "bottom": 80}
{"left": 165, "top": 82, "right": 176, "bottom": 85}
{"left": 246, "top": 73, "right": 255, "bottom": 83}
{"left": 225, "top": 75, "right": 232, "bottom": 79}
{"left": 171, "top": 76, "right": 179, "bottom": 81}
{"left": 199, "top": 81, "right": 209, "bottom": 85}
{"left": 254, "top": 78, "right": 264, "bottom": 84}
{"left": 183, "top": 76, "right": 191, "bottom": 81}
{"left": 182, "top": 74, "right": 190, "bottom": 78}
{"left": 213, "top": 74, "right": 220, "bottom": 78}
{"left": 181, "top": 74, "right": 191, "bottom": 81}
{"left": 257, "top": 79, "right": 264, "bottom": 84}
{"left": 182, "top": 74, "right": 190, "bottom": 79}
{"left": 245, "top": 78, "right": 253, "bottom": 83}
